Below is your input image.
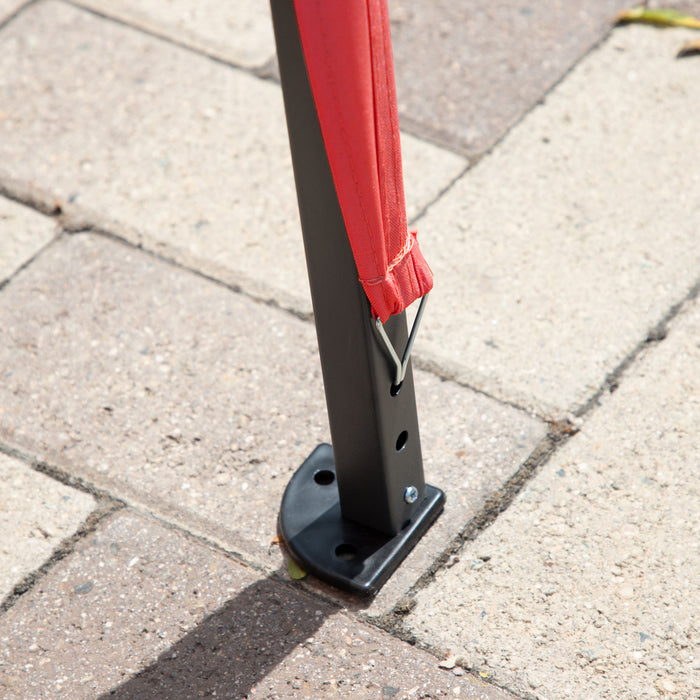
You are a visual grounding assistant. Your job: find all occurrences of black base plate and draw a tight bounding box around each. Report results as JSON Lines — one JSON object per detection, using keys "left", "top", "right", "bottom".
{"left": 279, "top": 444, "right": 445, "bottom": 596}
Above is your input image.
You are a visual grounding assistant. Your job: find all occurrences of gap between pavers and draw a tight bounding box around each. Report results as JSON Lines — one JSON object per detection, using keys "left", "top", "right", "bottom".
{"left": 0, "top": 452, "right": 95, "bottom": 601}
{"left": 0, "top": 233, "right": 545, "bottom": 616}
{"left": 413, "top": 23, "right": 700, "bottom": 416}
{"left": 0, "top": 0, "right": 466, "bottom": 317}
{"left": 0, "top": 195, "right": 56, "bottom": 284}
{"left": 405, "top": 293, "right": 700, "bottom": 700}
{"left": 0, "top": 508, "right": 520, "bottom": 700}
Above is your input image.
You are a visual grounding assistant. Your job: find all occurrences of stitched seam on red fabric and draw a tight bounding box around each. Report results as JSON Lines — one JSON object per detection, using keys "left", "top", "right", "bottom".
{"left": 370, "top": 1, "right": 392, "bottom": 255}
{"left": 409, "top": 247, "right": 419, "bottom": 298}
{"left": 313, "top": 0, "right": 378, "bottom": 287}
{"left": 381, "top": 0, "right": 406, "bottom": 260}
{"left": 378, "top": 1, "right": 405, "bottom": 261}
{"left": 409, "top": 232, "right": 419, "bottom": 298}
{"left": 360, "top": 233, "right": 413, "bottom": 285}
{"left": 365, "top": 0, "right": 392, "bottom": 314}
{"left": 363, "top": 249, "right": 432, "bottom": 302}
{"left": 368, "top": 0, "right": 409, "bottom": 310}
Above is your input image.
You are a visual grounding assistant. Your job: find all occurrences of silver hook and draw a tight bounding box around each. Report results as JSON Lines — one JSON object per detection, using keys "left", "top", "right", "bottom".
{"left": 374, "top": 293, "right": 429, "bottom": 387}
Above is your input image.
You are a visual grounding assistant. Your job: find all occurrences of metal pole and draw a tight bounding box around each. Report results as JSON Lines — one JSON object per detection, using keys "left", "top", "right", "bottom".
{"left": 272, "top": 0, "right": 444, "bottom": 594}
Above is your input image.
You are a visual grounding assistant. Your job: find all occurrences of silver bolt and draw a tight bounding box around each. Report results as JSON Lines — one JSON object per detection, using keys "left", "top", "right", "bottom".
{"left": 404, "top": 485, "right": 419, "bottom": 504}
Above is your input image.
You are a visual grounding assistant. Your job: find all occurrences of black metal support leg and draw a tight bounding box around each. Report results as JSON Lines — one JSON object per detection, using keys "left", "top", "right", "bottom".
{"left": 271, "top": 0, "right": 444, "bottom": 595}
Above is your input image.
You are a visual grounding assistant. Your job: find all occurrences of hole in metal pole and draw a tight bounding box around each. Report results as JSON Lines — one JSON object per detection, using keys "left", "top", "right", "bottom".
{"left": 335, "top": 543, "right": 358, "bottom": 561}
{"left": 313, "top": 469, "right": 335, "bottom": 486}
{"left": 390, "top": 382, "right": 402, "bottom": 397}
{"left": 396, "top": 430, "right": 408, "bottom": 451}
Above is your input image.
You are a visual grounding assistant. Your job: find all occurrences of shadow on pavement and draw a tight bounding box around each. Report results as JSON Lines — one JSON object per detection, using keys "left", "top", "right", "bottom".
{"left": 98, "top": 574, "right": 335, "bottom": 699}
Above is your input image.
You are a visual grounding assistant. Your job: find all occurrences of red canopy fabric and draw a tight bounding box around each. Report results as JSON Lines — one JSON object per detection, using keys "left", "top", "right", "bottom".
{"left": 292, "top": 0, "right": 433, "bottom": 323}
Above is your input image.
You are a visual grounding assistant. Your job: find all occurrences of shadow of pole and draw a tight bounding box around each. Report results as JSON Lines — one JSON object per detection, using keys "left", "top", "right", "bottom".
{"left": 97, "top": 573, "right": 336, "bottom": 699}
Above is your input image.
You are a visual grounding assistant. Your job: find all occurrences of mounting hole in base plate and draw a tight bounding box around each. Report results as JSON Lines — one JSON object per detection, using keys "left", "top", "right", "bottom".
{"left": 335, "top": 543, "right": 359, "bottom": 561}
{"left": 313, "top": 469, "right": 335, "bottom": 486}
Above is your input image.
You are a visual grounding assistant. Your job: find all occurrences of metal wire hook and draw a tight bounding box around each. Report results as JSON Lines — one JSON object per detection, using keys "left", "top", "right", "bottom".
{"left": 373, "top": 293, "right": 429, "bottom": 387}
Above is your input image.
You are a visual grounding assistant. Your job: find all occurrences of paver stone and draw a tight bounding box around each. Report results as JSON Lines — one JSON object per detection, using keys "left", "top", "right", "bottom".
{"left": 407, "top": 294, "right": 700, "bottom": 699}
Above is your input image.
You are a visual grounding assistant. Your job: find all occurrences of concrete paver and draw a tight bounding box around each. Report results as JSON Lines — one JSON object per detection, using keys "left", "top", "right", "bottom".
{"left": 0, "top": 0, "right": 466, "bottom": 315}
{"left": 415, "top": 24, "right": 700, "bottom": 415}
{"left": 0, "top": 196, "right": 55, "bottom": 284}
{"left": 648, "top": 0, "right": 700, "bottom": 15}
{"left": 0, "top": 453, "right": 95, "bottom": 600}
{"left": 0, "top": 509, "right": 518, "bottom": 700}
{"left": 0, "top": 233, "right": 545, "bottom": 612}
{"left": 77, "top": 0, "right": 276, "bottom": 68}
{"left": 390, "top": 0, "right": 631, "bottom": 157}
{"left": 406, "top": 294, "right": 700, "bottom": 699}
{"left": 0, "top": 0, "right": 24, "bottom": 24}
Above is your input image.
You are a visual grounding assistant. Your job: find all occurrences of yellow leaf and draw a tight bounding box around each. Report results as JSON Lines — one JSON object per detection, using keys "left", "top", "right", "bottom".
{"left": 616, "top": 7, "right": 700, "bottom": 29}
{"left": 288, "top": 558, "right": 307, "bottom": 580}
{"left": 678, "top": 38, "right": 700, "bottom": 57}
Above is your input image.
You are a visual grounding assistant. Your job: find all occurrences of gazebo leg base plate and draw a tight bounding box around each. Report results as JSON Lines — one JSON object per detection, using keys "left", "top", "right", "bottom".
{"left": 279, "top": 444, "right": 445, "bottom": 596}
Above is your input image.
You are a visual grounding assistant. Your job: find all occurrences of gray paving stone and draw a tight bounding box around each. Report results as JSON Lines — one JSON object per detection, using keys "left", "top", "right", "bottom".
{"left": 647, "top": 0, "right": 700, "bottom": 15}
{"left": 414, "top": 24, "right": 700, "bottom": 415}
{"left": 0, "top": 0, "right": 16, "bottom": 14}
{"left": 0, "top": 0, "right": 24, "bottom": 23}
{"left": 0, "top": 453, "right": 95, "bottom": 600}
{"left": 0, "top": 233, "right": 544, "bottom": 612}
{"left": 77, "top": 0, "right": 276, "bottom": 68}
{"left": 0, "top": 0, "right": 466, "bottom": 315}
{"left": 0, "top": 509, "right": 518, "bottom": 700}
{"left": 0, "top": 196, "right": 55, "bottom": 284}
{"left": 406, "top": 295, "right": 700, "bottom": 699}
{"left": 390, "top": 0, "right": 631, "bottom": 157}
{"left": 0, "top": 0, "right": 23, "bottom": 20}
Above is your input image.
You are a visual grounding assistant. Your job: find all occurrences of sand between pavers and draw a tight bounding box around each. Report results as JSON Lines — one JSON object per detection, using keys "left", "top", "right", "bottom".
{"left": 0, "top": 0, "right": 465, "bottom": 315}
{"left": 0, "top": 453, "right": 95, "bottom": 600}
{"left": 0, "top": 233, "right": 545, "bottom": 614}
{"left": 406, "top": 294, "right": 700, "bottom": 699}
{"left": 0, "top": 509, "right": 519, "bottom": 700}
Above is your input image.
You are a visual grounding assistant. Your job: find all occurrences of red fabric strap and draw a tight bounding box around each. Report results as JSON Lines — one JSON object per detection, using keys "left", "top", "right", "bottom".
{"left": 292, "top": 0, "right": 433, "bottom": 322}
